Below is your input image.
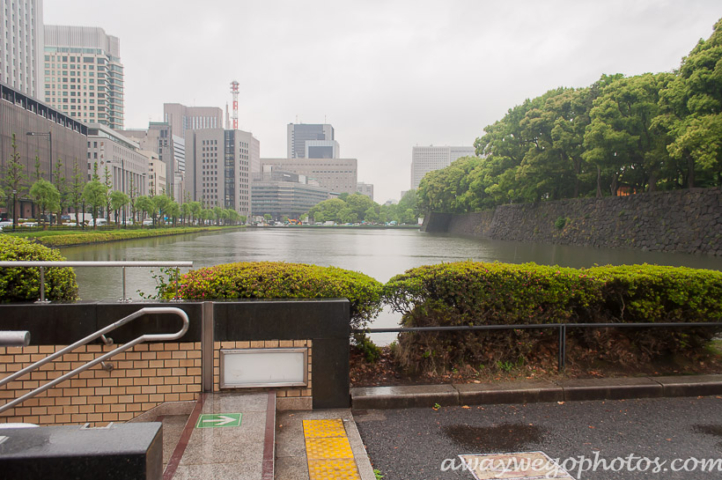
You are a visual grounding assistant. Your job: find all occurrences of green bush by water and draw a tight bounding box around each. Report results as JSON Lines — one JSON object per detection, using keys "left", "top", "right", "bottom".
{"left": 384, "top": 261, "right": 722, "bottom": 372}
{"left": 0, "top": 236, "right": 78, "bottom": 302}
{"left": 161, "top": 261, "right": 384, "bottom": 331}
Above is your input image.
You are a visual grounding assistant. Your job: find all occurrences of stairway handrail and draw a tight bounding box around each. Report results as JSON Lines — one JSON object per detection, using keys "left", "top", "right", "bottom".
{"left": 0, "top": 307, "right": 189, "bottom": 414}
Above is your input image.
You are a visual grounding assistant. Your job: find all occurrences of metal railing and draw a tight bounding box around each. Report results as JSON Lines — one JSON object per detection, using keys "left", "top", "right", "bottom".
{"left": 0, "top": 307, "right": 189, "bottom": 414}
{"left": 0, "top": 261, "right": 193, "bottom": 303}
{"left": 356, "top": 321, "right": 722, "bottom": 371}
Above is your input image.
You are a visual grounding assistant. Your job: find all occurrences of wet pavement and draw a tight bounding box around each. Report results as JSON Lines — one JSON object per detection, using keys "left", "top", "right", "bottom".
{"left": 354, "top": 395, "right": 722, "bottom": 479}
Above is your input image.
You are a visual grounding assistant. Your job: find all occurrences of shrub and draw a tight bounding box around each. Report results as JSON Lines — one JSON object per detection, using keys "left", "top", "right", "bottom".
{"left": 161, "top": 261, "right": 383, "bottom": 331}
{"left": 0, "top": 236, "right": 78, "bottom": 302}
{"left": 554, "top": 216, "right": 567, "bottom": 230}
{"left": 384, "top": 261, "right": 722, "bottom": 373}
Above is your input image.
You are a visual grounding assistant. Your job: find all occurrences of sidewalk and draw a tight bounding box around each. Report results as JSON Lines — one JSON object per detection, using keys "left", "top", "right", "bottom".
{"left": 351, "top": 374, "right": 722, "bottom": 409}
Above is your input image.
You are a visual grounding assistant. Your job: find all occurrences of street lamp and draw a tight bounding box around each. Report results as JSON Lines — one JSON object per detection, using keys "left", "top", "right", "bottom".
{"left": 12, "top": 189, "right": 17, "bottom": 232}
{"left": 26, "top": 131, "right": 53, "bottom": 226}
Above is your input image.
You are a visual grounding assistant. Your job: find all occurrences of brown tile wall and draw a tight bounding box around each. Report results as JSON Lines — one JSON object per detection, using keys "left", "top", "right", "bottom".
{"left": 0, "top": 342, "right": 202, "bottom": 426}
{"left": 213, "top": 340, "right": 312, "bottom": 399}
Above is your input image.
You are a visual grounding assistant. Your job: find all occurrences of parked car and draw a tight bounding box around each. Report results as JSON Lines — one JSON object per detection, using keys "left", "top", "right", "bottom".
{"left": 21, "top": 222, "right": 38, "bottom": 227}
{"left": 142, "top": 219, "right": 153, "bottom": 226}
{"left": 0, "top": 220, "right": 12, "bottom": 228}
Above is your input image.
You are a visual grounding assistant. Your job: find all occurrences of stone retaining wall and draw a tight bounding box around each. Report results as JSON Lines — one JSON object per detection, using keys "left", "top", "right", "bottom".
{"left": 423, "top": 188, "right": 722, "bottom": 255}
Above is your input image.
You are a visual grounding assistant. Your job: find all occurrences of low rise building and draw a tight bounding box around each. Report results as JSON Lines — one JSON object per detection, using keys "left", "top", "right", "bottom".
{"left": 252, "top": 166, "right": 329, "bottom": 220}
{"left": 357, "top": 182, "right": 374, "bottom": 201}
{"left": 142, "top": 150, "right": 166, "bottom": 197}
{"left": 260, "top": 158, "right": 357, "bottom": 195}
{"left": 0, "top": 81, "right": 88, "bottom": 219}
{"left": 87, "top": 124, "right": 148, "bottom": 200}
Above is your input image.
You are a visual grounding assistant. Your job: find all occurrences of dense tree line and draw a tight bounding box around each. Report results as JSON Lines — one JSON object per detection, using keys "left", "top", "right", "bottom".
{"left": 418, "top": 18, "right": 722, "bottom": 213}
{"left": 307, "top": 191, "right": 419, "bottom": 224}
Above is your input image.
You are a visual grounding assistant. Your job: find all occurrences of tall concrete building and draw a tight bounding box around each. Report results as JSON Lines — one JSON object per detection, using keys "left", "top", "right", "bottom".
{"left": 121, "top": 123, "right": 186, "bottom": 201}
{"left": 287, "top": 123, "right": 339, "bottom": 159}
{"left": 0, "top": 0, "right": 44, "bottom": 98}
{"left": 44, "top": 25, "right": 124, "bottom": 129}
{"left": 163, "top": 103, "right": 223, "bottom": 139}
{"left": 410, "top": 145, "right": 475, "bottom": 189}
{"left": 186, "top": 128, "right": 259, "bottom": 218}
{"left": 260, "top": 158, "right": 357, "bottom": 195}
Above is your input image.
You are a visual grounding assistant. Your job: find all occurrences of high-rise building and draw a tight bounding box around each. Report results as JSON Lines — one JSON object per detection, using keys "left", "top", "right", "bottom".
{"left": 410, "top": 145, "right": 475, "bottom": 189}
{"left": 0, "top": 0, "right": 44, "bottom": 98}
{"left": 287, "top": 123, "right": 338, "bottom": 159}
{"left": 44, "top": 25, "right": 124, "bottom": 129}
{"left": 163, "top": 103, "right": 223, "bottom": 139}
{"left": 120, "top": 123, "right": 186, "bottom": 201}
{"left": 186, "top": 128, "right": 259, "bottom": 218}
{"left": 260, "top": 158, "right": 357, "bottom": 195}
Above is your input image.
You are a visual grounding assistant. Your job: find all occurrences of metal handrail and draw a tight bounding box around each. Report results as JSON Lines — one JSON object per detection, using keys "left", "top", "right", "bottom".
{"left": 0, "top": 307, "right": 189, "bottom": 414}
{"left": 0, "top": 261, "right": 193, "bottom": 303}
{"left": 355, "top": 320, "right": 722, "bottom": 371}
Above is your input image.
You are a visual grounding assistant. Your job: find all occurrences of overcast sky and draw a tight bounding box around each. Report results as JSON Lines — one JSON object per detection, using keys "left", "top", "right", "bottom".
{"left": 44, "top": 0, "right": 722, "bottom": 203}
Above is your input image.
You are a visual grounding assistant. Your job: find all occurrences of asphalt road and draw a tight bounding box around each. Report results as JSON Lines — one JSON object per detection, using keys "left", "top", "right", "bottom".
{"left": 354, "top": 396, "right": 722, "bottom": 480}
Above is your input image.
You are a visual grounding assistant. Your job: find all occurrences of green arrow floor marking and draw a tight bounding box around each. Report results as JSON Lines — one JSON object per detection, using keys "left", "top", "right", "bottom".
{"left": 195, "top": 413, "right": 242, "bottom": 428}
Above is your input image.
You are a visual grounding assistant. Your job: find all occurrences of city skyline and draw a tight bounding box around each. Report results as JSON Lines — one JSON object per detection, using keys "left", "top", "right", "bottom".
{"left": 42, "top": 0, "right": 722, "bottom": 202}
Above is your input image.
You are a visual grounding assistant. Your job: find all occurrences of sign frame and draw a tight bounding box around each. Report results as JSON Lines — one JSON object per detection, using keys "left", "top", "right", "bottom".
{"left": 220, "top": 347, "right": 309, "bottom": 389}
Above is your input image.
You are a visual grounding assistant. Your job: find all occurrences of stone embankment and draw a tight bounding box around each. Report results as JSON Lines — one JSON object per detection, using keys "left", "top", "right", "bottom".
{"left": 423, "top": 188, "right": 722, "bottom": 255}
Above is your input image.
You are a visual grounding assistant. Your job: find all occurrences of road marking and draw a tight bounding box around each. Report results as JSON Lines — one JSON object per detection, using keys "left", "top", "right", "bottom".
{"left": 195, "top": 413, "right": 242, "bottom": 429}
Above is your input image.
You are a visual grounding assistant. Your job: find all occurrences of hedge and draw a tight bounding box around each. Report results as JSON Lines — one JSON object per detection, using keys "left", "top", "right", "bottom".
{"left": 160, "top": 261, "right": 384, "bottom": 331}
{"left": 31, "top": 226, "right": 231, "bottom": 247}
{"left": 384, "top": 261, "right": 722, "bottom": 373}
{"left": 0, "top": 236, "right": 78, "bottom": 303}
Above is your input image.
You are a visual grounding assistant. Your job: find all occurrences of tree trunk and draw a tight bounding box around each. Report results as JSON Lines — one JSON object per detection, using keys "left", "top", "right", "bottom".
{"left": 596, "top": 165, "right": 603, "bottom": 198}
{"left": 648, "top": 172, "right": 657, "bottom": 192}
{"left": 687, "top": 154, "right": 695, "bottom": 188}
{"left": 610, "top": 174, "right": 619, "bottom": 197}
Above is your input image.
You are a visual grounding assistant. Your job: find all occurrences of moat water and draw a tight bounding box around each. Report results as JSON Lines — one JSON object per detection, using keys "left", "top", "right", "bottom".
{"left": 61, "top": 228, "right": 722, "bottom": 345}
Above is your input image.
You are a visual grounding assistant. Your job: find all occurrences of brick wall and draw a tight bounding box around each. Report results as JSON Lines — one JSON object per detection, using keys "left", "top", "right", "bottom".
{"left": 0, "top": 339, "right": 314, "bottom": 426}
{"left": 0, "top": 342, "right": 202, "bottom": 426}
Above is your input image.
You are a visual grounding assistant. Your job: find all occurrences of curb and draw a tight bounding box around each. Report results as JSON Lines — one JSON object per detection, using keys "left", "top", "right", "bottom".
{"left": 351, "top": 374, "right": 722, "bottom": 410}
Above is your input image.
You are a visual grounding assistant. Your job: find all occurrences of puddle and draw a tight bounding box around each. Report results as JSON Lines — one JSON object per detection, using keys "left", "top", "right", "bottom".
{"left": 693, "top": 425, "right": 722, "bottom": 449}
{"left": 442, "top": 423, "right": 546, "bottom": 452}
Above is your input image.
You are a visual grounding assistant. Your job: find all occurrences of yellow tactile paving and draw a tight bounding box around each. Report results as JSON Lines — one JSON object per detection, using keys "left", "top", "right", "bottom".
{"left": 303, "top": 419, "right": 346, "bottom": 438}
{"left": 303, "top": 419, "right": 361, "bottom": 480}
{"left": 306, "top": 437, "right": 354, "bottom": 460}
{"left": 308, "top": 459, "right": 361, "bottom": 479}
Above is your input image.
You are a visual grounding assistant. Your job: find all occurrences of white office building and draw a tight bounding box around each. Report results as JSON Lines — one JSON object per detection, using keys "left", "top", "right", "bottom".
{"left": 410, "top": 145, "right": 475, "bottom": 189}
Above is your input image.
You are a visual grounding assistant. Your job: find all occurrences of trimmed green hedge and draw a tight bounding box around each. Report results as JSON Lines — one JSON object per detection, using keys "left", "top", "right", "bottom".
{"left": 30, "top": 226, "right": 232, "bottom": 247}
{"left": 384, "top": 261, "right": 722, "bottom": 372}
{"left": 161, "top": 261, "right": 383, "bottom": 330}
{"left": 0, "top": 236, "right": 78, "bottom": 303}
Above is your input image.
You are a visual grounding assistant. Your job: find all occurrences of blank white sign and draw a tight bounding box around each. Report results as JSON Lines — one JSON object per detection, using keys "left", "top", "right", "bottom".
{"left": 220, "top": 348, "right": 308, "bottom": 388}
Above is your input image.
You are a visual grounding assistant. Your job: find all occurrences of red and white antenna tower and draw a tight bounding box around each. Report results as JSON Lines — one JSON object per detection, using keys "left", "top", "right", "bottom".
{"left": 230, "top": 80, "right": 239, "bottom": 130}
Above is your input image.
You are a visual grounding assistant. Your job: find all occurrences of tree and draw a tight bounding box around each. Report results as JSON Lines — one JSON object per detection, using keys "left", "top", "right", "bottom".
{"left": 53, "top": 157, "right": 68, "bottom": 225}
{"left": 190, "top": 201, "right": 202, "bottom": 226}
{"left": 29, "top": 179, "right": 60, "bottom": 228}
{"left": 110, "top": 191, "right": 130, "bottom": 227}
{"left": 263, "top": 213, "right": 272, "bottom": 223}
{"left": 3, "top": 133, "right": 28, "bottom": 222}
{"left": 657, "top": 18, "right": 722, "bottom": 188}
{"left": 128, "top": 175, "right": 138, "bottom": 223}
{"left": 346, "top": 193, "right": 374, "bottom": 221}
{"left": 135, "top": 195, "right": 154, "bottom": 225}
{"left": 82, "top": 180, "right": 108, "bottom": 229}
{"left": 239, "top": 215, "right": 247, "bottom": 225}
{"left": 102, "top": 165, "right": 113, "bottom": 219}
{"left": 308, "top": 198, "right": 345, "bottom": 223}
{"left": 152, "top": 195, "right": 173, "bottom": 225}
{"left": 69, "top": 161, "right": 84, "bottom": 227}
